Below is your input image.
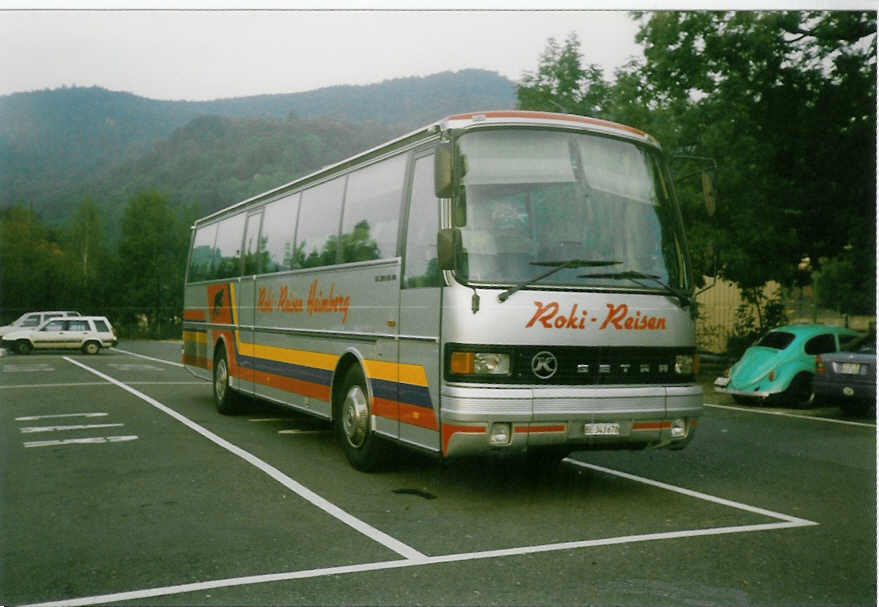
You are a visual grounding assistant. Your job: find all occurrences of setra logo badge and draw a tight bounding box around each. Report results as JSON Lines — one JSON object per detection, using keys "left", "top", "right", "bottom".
{"left": 531, "top": 351, "right": 559, "bottom": 380}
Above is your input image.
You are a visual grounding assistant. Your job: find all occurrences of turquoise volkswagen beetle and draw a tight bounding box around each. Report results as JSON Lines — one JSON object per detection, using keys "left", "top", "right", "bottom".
{"left": 714, "top": 324, "right": 862, "bottom": 408}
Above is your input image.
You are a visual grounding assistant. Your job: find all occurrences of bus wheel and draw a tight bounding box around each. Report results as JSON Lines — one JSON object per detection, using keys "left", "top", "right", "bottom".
{"left": 336, "top": 366, "right": 389, "bottom": 472}
{"left": 213, "top": 347, "right": 239, "bottom": 414}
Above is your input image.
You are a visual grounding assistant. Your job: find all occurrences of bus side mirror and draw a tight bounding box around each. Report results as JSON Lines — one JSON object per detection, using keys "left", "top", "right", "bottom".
{"left": 701, "top": 172, "right": 716, "bottom": 216}
{"left": 434, "top": 142, "right": 454, "bottom": 198}
{"left": 437, "top": 228, "right": 460, "bottom": 271}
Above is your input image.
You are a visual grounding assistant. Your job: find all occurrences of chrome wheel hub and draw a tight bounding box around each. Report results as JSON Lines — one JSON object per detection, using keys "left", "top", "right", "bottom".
{"left": 342, "top": 385, "right": 369, "bottom": 448}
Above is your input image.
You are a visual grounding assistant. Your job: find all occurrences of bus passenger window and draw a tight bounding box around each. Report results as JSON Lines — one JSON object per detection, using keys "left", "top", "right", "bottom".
{"left": 242, "top": 212, "right": 263, "bottom": 275}
{"left": 212, "top": 213, "right": 246, "bottom": 279}
{"left": 188, "top": 223, "right": 218, "bottom": 283}
{"left": 341, "top": 155, "right": 406, "bottom": 263}
{"left": 403, "top": 155, "right": 441, "bottom": 288}
{"left": 261, "top": 194, "right": 300, "bottom": 273}
{"left": 297, "top": 177, "right": 346, "bottom": 268}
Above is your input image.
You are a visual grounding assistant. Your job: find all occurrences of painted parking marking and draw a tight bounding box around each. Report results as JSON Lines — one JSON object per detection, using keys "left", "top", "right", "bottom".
{"left": 3, "top": 363, "right": 55, "bottom": 373}
{"left": 705, "top": 402, "right": 876, "bottom": 428}
{"left": 24, "top": 436, "right": 139, "bottom": 449}
{"left": 19, "top": 423, "right": 125, "bottom": 434}
{"left": 16, "top": 413, "right": 109, "bottom": 421}
{"left": 11, "top": 355, "right": 818, "bottom": 606}
{"left": 19, "top": 454, "right": 820, "bottom": 607}
{"left": 111, "top": 347, "right": 184, "bottom": 368}
{"left": 107, "top": 363, "right": 165, "bottom": 372}
{"left": 62, "top": 356, "right": 426, "bottom": 562}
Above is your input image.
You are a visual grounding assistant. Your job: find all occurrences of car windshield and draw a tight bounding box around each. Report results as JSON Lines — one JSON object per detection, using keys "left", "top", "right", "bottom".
{"left": 756, "top": 331, "right": 796, "bottom": 350}
{"left": 451, "top": 128, "right": 689, "bottom": 292}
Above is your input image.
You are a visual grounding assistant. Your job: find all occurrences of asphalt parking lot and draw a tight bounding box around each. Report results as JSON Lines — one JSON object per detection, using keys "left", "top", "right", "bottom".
{"left": 1, "top": 341, "right": 875, "bottom": 606}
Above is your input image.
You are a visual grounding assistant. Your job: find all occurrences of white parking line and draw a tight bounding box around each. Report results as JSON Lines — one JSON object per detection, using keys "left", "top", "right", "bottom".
{"left": 19, "top": 423, "right": 125, "bottom": 434}
{"left": 16, "top": 413, "right": 109, "bottom": 421}
{"left": 20, "top": 454, "right": 820, "bottom": 607}
{"left": 705, "top": 402, "right": 876, "bottom": 428}
{"left": 24, "top": 436, "right": 139, "bottom": 448}
{"left": 62, "top": 356, "right": 425, "bottom": 562}
{"left": 111, "top": 347, "right": 184, "bottom": 368}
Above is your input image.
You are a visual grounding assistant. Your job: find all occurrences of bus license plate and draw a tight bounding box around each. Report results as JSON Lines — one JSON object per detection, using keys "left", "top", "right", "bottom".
{"left": 840, "top": 362, "right": 861, "bottom": 375}
{"left": 584, "top": 423, "right": 620, "bottom": 436}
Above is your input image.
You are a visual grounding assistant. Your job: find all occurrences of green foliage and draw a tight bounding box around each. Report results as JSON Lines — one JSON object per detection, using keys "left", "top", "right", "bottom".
{"left": 727, "top": 288, "right": 789, "bottom": 358}
{"left": 814, "top": 249, "right": 877, "bottom": 318}
{"left": 519, "top": 12, "right": 876, "bottom": 339}
{"left": 517, "top": 33, "right": 612, "bottom": 116}
{"left": 115, "top": 191, "right": 190, "bottom": 337}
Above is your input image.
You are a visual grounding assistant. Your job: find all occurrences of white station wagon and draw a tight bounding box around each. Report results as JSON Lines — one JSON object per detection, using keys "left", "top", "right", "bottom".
{"left": 0, "top": 310, "right": 80, "bottom": 337}
{"left": 2, "top": 316, "right": 117, "bottom": 355}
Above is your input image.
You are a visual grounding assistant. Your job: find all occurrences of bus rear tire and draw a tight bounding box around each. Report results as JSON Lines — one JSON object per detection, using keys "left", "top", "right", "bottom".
{"left": 213, "top": 346, "right": 240, "bottom": 414}
{"left": 335, "top": 365, "right": 389, "bottom": 472}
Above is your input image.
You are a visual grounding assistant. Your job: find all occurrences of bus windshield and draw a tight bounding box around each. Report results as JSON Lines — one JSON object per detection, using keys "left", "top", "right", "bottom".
{"left": 453, "top": 128, "right": 690, "bottom": 293}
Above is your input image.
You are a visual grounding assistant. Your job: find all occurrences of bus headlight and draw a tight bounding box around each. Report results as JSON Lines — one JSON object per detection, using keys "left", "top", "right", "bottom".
{"left": 449, "top": 351, "right": 511, "bottom": 376}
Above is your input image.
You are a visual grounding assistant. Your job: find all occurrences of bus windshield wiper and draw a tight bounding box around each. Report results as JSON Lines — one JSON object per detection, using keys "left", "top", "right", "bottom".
{"left": 497, "top": 259, "right": 621, "bottom": 303}
{"left": 578, "top": 270, "right": 692, "bottom": 308}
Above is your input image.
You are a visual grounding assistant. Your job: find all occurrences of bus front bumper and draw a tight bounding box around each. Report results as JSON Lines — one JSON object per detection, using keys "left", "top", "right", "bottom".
{"left": 439, "top": 383, "right": 702, "bottom": 458}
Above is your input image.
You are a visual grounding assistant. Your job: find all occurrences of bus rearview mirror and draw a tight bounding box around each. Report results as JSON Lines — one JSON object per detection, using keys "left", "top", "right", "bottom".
{"left": 434, "top": 142, "right": 454, "bottom": 198}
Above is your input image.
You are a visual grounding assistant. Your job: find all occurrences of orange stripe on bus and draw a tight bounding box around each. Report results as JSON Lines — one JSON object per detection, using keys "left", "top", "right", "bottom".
{"left": 632, "top": 421, "right": 671, "bottom": 431}
{"left": 183, "top": 309, "right": 206, "bottom": 321}
{"left": 514, "top": 425, "right": 566, "bottom": 434}
{"left": 441, "top": 424, "right": 486, "bottom": 456}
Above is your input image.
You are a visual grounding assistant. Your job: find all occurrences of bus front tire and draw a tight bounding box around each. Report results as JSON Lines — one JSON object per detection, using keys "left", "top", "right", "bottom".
{"left": 335, "top": 366, "right": 389, "bottom": 472}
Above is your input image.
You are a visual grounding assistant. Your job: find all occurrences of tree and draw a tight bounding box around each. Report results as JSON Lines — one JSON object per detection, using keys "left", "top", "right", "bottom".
{"left": 0, "top": 207, "right": 66, "bottom": 319}
{"left": 517, "top": 33, "right": 612, "bottom": 117}
{"left": 62, "top": 198, "right": 107, "bottom": 309}
{"left": 115, "top": 191, "right": 189, "bottom": 336}
{"left": 631, "top": 11, "right": 876, "bottom": 292}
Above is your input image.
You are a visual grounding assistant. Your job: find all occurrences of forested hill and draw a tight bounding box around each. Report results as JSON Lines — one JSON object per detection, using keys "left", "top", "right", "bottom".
{"left": 0, "top": 69, "right": 516, "bottom": 226}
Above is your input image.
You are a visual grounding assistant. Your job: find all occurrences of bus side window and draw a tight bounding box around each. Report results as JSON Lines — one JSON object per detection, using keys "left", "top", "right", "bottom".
{"left": 341, "top": 154, "right": 406, "bottom": 263}
{"left": 261, "top": 193, "right": 300, "bottom": 273}
{"left": 188, "top": 223, "right": 218, "bottom": 283}
{"left": 212, "top": 213, "right": 246, "bottom": 279}
{"left": 403, "top": 154, "right": 441, "bottom": 288}
{"left": 242, "top": 211, "right": 264, "bottom": 275}
{"left": 297, "top": 177, "right": 346, "bottom": 269}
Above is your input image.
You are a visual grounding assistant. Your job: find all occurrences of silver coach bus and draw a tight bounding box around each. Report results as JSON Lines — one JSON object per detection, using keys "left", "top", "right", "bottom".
{"left": 182, "top": 110, "right": 703, "bottom": 471}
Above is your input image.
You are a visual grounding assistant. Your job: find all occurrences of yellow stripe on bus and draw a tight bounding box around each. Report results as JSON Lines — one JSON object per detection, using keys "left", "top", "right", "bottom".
{"left": 183, "top": 330, "right": 207, "bottom": 344}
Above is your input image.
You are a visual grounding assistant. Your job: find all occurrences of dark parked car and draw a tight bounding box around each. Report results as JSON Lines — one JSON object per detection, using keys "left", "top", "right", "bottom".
{"left": 813, "top": 331, "right": 876, "bottom": 415}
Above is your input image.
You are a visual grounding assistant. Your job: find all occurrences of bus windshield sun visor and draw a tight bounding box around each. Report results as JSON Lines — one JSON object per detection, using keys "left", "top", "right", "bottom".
{"left": 496, "top": 259, "right": 621, "bottom": 303}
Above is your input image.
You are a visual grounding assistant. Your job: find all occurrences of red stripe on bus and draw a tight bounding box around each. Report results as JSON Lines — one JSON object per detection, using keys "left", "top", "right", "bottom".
{"left": 372, "top": 399, "right": 439, "bottom": 431}
{"left": 183, "top": 309, "right": 206, "bottom": 321}
{"left": 399, "top": 403, "right": 438, "bottom": 431}
{"left": 446, "top": 111, "right": 648, "bottom": 138}
{"left": 632, "top": 421, "right": 671, "bottom": 431}
{"left": 441, "top": 424, "right": 486, "bottom": 456}
{"left": 514, "top": 425, "right": 566, "bottom": 434}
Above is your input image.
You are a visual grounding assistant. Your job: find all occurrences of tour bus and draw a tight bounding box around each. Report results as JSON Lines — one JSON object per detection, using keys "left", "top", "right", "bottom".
{"left": 182, "top": 110, "right": 703, "bottom": 471}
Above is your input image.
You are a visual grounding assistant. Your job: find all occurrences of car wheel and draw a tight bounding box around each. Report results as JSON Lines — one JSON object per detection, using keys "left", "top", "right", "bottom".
{"left": 335, "top": 365, "right": 390, "bottom": 472}
{"left": 82, "top": 341, "right": 101, "bottom": 355}
{"left": 213, "top": 346, "right": 240, "bottom": 414}
{"left": 15, "top": 340, "right": 32, "bottom": 355}
{"left": 783, "top": 373, "right": 815, "bottom": 409}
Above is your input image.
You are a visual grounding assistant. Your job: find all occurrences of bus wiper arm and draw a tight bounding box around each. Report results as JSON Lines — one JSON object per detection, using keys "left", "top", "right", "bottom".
{"left": 497, "top": 259, "right": 621, "bottom": 303}
{"left": 578, "top": 270, "right": 692, "bottom": 308}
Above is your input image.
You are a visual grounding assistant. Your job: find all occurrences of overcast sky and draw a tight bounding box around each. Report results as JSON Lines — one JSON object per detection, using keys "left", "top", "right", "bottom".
{"left": 0, "top": 7, "right": 649, "bottom": 101}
